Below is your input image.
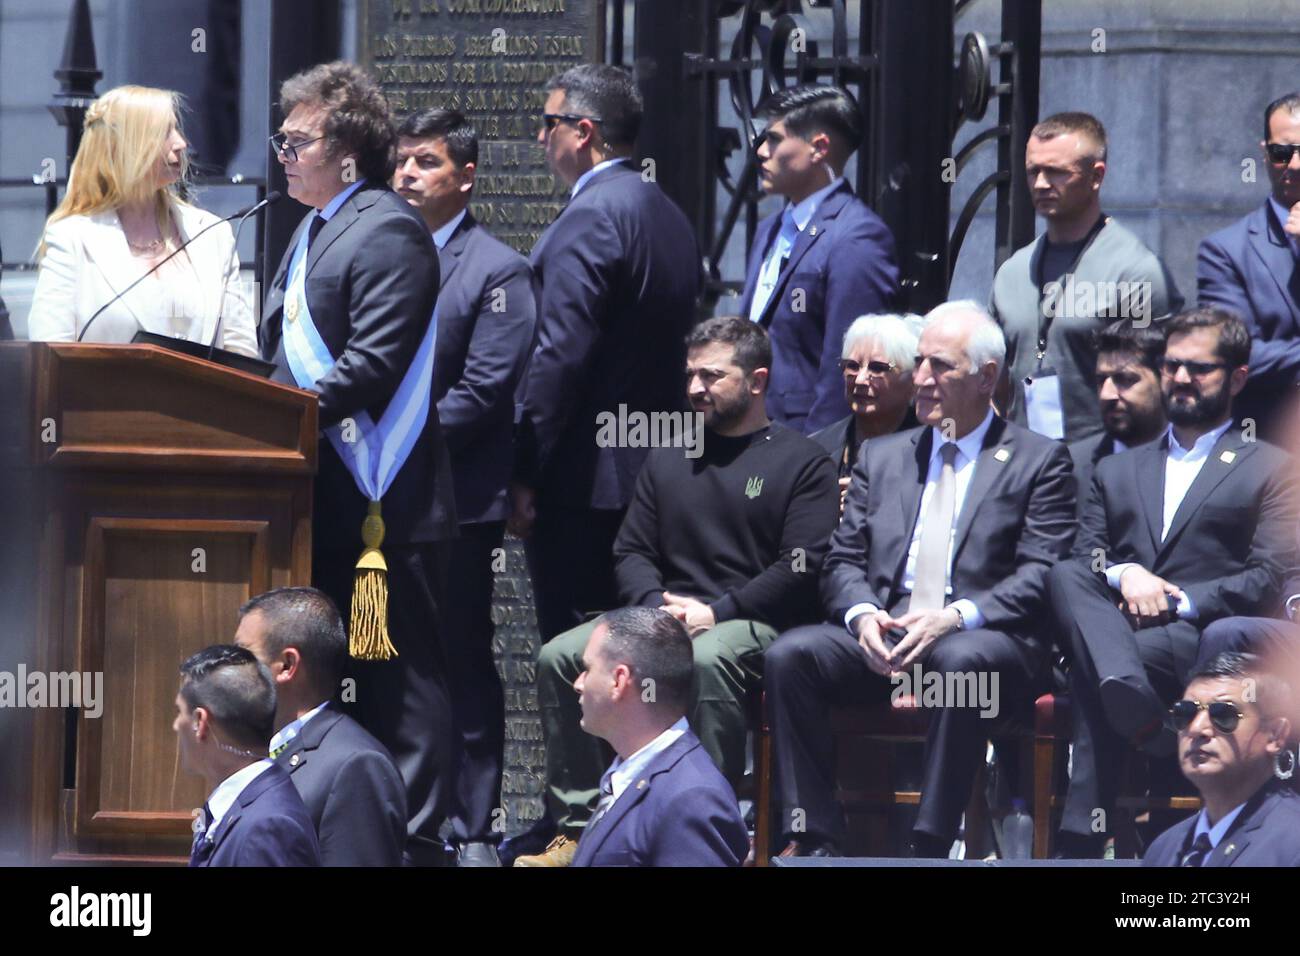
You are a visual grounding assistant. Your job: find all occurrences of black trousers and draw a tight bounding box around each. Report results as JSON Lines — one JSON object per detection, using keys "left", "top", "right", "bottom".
{"left": 1051, "top": 560, "right": 1197, "bottom": 837}
{"left": 766, "top": 620, "right": 1043, "bottom": 847}
{"left": 441, "top": 521, "right": 507, "bottom": 844}
{"left": 315, "top": 541, "right": 454, "bottom": 866}
{"left": 524, "top": 504, "right": 624, "bottom": 643}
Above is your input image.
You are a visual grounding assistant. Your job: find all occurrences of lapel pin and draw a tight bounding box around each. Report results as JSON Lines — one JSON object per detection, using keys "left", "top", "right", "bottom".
{"left": 1224, "top": 843, "right": 1235, "bottom": 855}
{"left": 636, "top": 779, "right": 648, "bottom": 790}
{"left": 994, "top": 448, "right": 1011, "bottom": 463}
{"left": 808, "top": 225, "right": 819, "bottom": 237}
{"left": 289, "top": 754, "right": 300, "bottom": 767}
{"left": 1220, "top": 450, "right": 1236, "bottom": 464}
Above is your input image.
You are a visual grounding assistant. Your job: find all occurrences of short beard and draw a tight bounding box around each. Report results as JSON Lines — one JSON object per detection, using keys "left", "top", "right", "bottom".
{"left": 1165, "top": 386, "right": 1231, "bottom": 428}
{"left": 704, "top": 390, "right": 752, "bottom": 432}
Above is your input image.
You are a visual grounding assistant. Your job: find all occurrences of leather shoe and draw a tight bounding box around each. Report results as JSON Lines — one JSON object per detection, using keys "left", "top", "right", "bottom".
{"left": 512, "top": 834, "right": 577, "bottom": 867}
{"left": 777, "top": 839, "right": 840, "bottom": 858}
{"left": 1100, "top": 676, "right": 1174, "bottom": 754}
{"left": 1053, "top": 831, "right": 1108, "bottom": 859}
{"left": 457, "top": 841, "right": 501, "bottom": 867}
{"left": 906, "top": 831, "right": 952, "bottom": 859}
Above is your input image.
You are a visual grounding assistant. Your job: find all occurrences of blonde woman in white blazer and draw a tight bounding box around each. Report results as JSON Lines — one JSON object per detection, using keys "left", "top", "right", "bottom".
{"left": 27, "top": 85, "right": 257, "bottom": 357}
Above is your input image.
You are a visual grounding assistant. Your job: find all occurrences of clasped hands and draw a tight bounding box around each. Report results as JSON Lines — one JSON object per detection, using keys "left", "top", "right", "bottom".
{"left": 854, "top": 607, "right": 962, "bottom": 677}
{"left": 1116, "top": 565, "right": 1184, "bottom": 628}
{"left": 662, "top": 591, "right": 715, "bottom": 637}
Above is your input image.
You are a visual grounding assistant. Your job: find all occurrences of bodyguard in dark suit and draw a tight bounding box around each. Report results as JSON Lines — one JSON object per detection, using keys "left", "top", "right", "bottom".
{"left": 740, "top": 84, "right": 899, "bottom": 435}
{"left": 1144, "top": 652, "right": 1300, "bottom": 867}
{"left": 235, "top": 588, "right": 407, "bottom": 867}
{"left": 767, "top": 302, "right": 1076, "bottom": 857}
{"left": 174, "top": 645, "right": 320, "bottom": 867}
{"left": 1197, "top": 92, "right": 1300, "bottom": 437}
{"left": 394, "top": 109, "right": 537, "bottom": 866}
{"left": 512, "top": 64, "right": 701, "bottom": 642}
{"left": 568, "top": 608, "right": 749, "bottom": 867}
{"left": 1066, "top": 320, "right": 1168, "bottom": 507}
{"left": 1051, "top": 308, "right": 1299, "bottom": 857}
{"left": 260, "top": 63, "right": 455, "bottom": 865}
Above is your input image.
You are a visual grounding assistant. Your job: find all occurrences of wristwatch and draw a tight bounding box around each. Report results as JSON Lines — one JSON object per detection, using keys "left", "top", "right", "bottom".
{"left": 950, "top": 605, "right": 966, "bottom": 631}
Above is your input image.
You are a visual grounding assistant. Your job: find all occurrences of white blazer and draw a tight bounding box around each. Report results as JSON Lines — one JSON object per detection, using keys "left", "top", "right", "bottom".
{"left": 26, "top": 199, "right": 259, "bottom": 357}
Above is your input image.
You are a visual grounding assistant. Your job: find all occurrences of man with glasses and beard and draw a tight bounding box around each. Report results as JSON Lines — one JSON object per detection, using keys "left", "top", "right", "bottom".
{"left": 1145, "top": 652, "right": 1300, "bottom": 867}
{"left": 515, "top": 317, "right": 838, "bottom": 866}
{"left": 1048, "top": 308, "right": 1299, "bottom": 858}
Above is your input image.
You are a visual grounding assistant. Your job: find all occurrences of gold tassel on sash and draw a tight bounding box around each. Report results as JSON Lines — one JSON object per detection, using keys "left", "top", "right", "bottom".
{"left": 349, "top": 500, "right": 398, "bottom": 661}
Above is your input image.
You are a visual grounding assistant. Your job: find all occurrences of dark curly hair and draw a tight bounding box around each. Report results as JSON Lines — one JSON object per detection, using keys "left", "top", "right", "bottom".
{"left": 280, "top": 61, "right": 395, "bottom": 183}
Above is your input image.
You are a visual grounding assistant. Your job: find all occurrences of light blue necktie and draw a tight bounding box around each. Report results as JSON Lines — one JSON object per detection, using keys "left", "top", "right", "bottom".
{"left": 748, "top": 207, "right": 799, "bottom": 323}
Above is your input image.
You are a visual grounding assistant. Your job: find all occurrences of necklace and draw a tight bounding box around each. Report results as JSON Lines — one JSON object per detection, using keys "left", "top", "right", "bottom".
{"left": 126, "top": 236, "right": 165, "bottom": 256}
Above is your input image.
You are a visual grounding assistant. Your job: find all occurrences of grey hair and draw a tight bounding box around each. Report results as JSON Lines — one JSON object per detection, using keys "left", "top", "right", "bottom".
{"left": 841, "top": 313, "right": 924, "bottom": 369}
{"left": 924, "top": 299, "right": 1006, "bottom": 373}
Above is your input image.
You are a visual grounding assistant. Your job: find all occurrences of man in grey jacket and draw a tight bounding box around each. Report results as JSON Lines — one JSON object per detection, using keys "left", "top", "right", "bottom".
{"left": 991, "top": 112, "right": 1182, "bottom": 443}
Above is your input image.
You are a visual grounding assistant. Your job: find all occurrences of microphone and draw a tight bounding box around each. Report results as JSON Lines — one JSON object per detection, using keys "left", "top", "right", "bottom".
{"left": 76, "top": 191, "right": 283, "bottom": 345}
{"left": 207, "top": 190, "right": 282, "bottom": 359}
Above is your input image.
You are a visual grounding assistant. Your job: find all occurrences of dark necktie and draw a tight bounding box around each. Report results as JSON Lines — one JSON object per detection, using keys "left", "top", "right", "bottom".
{"left": 306, "top": 214, "right": 326, "bottom": 252}
{"left": 1179, "top": 832, "right": 1213, "bottom": 867}
{"left": 189, "top": 803, "right": 213, "bottom": 867}
{"left": 591, "top": 776, "right": 616, "bottom": 828}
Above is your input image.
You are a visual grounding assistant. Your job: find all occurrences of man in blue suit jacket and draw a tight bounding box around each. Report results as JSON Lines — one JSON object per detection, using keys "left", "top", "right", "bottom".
{"left": 174, "top": 645, "right": 320, "bottom": 867}
{"left": 512, "top": 65, "right": 701, "bottom": 644}
{"left": 396, "top": 109, "right": 537, "bottom": 866}
{"left": 739, "top": 84, "right": 899, "bottom": 434}
{"left": 569, "top": 607, "right": 749, "bottom": 867}
{"left": 1198, "top": 92, "right": 1300, "bottom": 437}
{"left": 1145, "top": 652, "right": 1300, "bottom": 867}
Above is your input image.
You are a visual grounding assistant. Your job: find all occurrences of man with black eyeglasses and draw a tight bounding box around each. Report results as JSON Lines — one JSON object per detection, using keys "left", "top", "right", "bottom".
{"left": 1048, "top": 307, "right": 1299, "bottom": 858}
{"left": 1144, "top": 652, "right": 1300, "bottom": 867}
{"left": 1199, "top": 92, "right": 1300, "bottom": 440}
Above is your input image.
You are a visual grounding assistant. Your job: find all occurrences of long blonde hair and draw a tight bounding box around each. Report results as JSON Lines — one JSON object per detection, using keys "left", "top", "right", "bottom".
{"left": 39, "top": 85, "right": 190, "bottom": 258}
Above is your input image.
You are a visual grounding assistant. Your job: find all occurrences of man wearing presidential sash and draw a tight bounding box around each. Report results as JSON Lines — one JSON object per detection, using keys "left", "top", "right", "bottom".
{"left": 260, "top": 61, "right": 457, "bottom": 866}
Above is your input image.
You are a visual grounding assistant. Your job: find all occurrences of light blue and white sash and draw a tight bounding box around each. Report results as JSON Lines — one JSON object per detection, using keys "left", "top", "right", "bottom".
{"left": 281, "top": 212, "right": 438, "bottom": 502}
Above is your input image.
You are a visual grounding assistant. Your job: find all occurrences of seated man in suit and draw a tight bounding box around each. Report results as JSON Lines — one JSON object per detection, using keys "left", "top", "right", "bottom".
{"left": 1051, "top": 307, "right": 1299, "bottom": 858}
{"left": 516, "top": 317, "right": 839, "bottom": 866}
{"left": 234, "top": 587, "right": 407, "bottom": 867}
{"left": 1145, "top": 652, "right": 1300, "bottom": 866}
{"left": 767, "top": 300, "right": 1076, "bottom": 858}
{"left": 394, "top": 108, "right": 537, "bottom": 867}
{"left": 740, "top": 83, "right": 899, "bottom": 434}
{"left": 1068, "top": 319, "right": 1168, "bottom": 506}
{"left": 1198, "top": 91, "right": 1300, "bottom": 439}
{"left": 811, "top": 312, "right": 920, "bottom": 513}
{"left": 569, "top": 607, "right": 750, "bottom": 867}
{"left": 174, "top": 645, "right": 319, "bottom": 867}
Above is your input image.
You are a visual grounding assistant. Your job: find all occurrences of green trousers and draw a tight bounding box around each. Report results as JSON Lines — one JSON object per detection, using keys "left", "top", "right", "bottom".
{"left": 537, "top": 616, "right": 778, "bottom": 835}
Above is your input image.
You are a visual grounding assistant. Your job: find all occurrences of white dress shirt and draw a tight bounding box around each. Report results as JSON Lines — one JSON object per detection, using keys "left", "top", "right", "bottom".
{"left": 1104, "top": 420, "right": 1234, "bottom": 620}
{"left": 747, "top": 174, "right": 844, "bottom": 323}
{"left": 845, "top": 409, "right": 995, "bottom": 632}
{"left": 203, "top": 759, "right": 274, "bottom": 842}
{"left": 599, "top": 716, "right": 689, "bottom": 809}
{"left": 268, "top": 700, "right": 329, "bottom": 757}
{"left": 431, "top": 208, "right": 468, "bottom": 250}
{"left": 571, "top": 157, "right": 628, "bottom": 198}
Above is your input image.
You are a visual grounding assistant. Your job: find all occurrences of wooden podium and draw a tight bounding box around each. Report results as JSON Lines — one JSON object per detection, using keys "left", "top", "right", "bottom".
{"left": 0, "top": 342, "right": 316, "bottom": 864}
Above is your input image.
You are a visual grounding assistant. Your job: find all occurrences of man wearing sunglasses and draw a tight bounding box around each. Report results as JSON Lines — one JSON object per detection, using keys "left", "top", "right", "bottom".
{"left": 1198, "top": 91, "right": 1300, "bottom": 440}
{"left": 1145, "top": 652, "right": 1300, "bottom": 867}
{"left": 1050, "top": 307, "right": 1299, "bottom": 858}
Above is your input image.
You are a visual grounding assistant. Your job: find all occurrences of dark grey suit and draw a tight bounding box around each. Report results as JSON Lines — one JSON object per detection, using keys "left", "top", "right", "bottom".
{"left": 1053, "top": 426, "right": 1299, "bottom": 837}
{"left": 1144, "top": 781, "right": 1300, "bottom": 867}
{"left": 261, "top": 180, "right": 456, "bottom": 865}
{"left": 766, "top": 415, "right": 1077, "bottom": 847}
{"left": 275, "top": 703, "right": 407, "bottom": 867}
{"left": 431, "top": 212, "right": 536, "bottom": 844}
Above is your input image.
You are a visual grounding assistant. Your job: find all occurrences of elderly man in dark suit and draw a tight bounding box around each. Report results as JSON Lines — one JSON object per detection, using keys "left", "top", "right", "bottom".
{"left": 174, "top": 645, "right": 320, "bottom": 867}
{"left": 511, "top": 64, "right": 701, "bottom": 646}
{"left": 1145, "top": 652, "right": 1300, "bottom": 867}
{"left": 740, "top": 84, "right": 899, "bottom": 435}
{"left": 1198, "top": 92, "right": 1300, "bottom": 438}
{"left": 1051, "top": 308, "right": 1299, "bottom": 858}
{"left": 767, "top": 301, "right": 1077, "bottom": 858}
{"left": 394, "top": 109, "right": 537, "bottom": 867}
{"left": 568, "top": 607, "right": 749, "bottom": 867}
{"left": 260, "top": 62, "right": 456, "bottom": 866}
{"left": 1067, "top": 320, "right": 1168, "bottom": 506}
{"left": 235, "top": 587, "right": 407, "bottom": 867}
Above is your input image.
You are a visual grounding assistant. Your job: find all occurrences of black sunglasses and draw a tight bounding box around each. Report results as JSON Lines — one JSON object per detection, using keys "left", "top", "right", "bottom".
{"left": 1266, "top": 142, "right": 1300, "bottom": 165}
{"left": 1160, "top": 358, "right": 1228, "bottom": 378}
{"left": 542, "top": 112, "right": 601, "bottom": 131}
{"left": 1170, "top": 699, "right": 1245, "bottom": 733}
